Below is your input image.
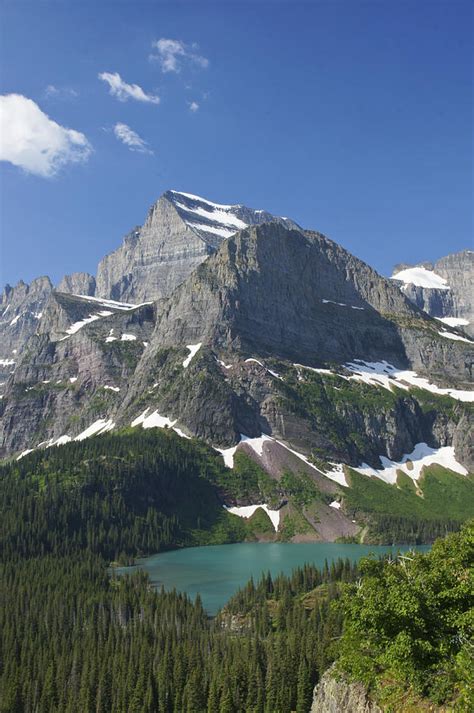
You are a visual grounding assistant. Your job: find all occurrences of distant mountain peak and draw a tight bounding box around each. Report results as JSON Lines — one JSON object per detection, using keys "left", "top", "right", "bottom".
{"left": 164, "top": 189, "right": 298, "bottom": 245}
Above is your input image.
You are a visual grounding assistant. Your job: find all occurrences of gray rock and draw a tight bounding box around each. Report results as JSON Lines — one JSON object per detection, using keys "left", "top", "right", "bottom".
{"left": 0, "top": 292, "right": 155, "bottom": 457}
{"left": 1, "top": 199, "right": 472, "bottom": 502}
{"left": 95, "top": 190, "right": 297, "bottom": 303}
{"left": 0, "top": 277, "right": 53, "bottom": 390}
{"left": 392, "top": 249, "right": 473, "bottom": 336}
{"left": 310, "top": 666, "right": 382, "bottom": 713}
{"left": 56, "top": 272, "right": 96, "bottom": 296}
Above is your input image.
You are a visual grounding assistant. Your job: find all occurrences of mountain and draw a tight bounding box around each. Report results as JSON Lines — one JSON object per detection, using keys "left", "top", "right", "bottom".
{"left": 95, "top": 190, "right": 298, "bottom": 303}
{"left": 1, "top": 190, "right": 473, "bottom": 543}
{"left": 391, "top": 249, "right": 473, "bottom": 336}
{"left": 0, "top": 277, "right": 53, "bottom": 393}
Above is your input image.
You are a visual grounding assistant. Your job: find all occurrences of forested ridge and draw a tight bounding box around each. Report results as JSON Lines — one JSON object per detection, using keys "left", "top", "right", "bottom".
{"left": 0, "top": 429, "right": 472, "bottom": 712}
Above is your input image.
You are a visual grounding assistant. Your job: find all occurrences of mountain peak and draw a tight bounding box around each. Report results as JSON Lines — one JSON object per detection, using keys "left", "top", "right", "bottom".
{"left": 163, "top": 189, "right": 298, "bottom": 245}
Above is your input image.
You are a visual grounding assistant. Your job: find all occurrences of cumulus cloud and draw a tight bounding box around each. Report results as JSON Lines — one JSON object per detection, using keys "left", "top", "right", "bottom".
{"left": 98, "top": 72, "right": 160, "bottom": 104}
{"left": 0, "top": 94, "right": 92, "bottom": 177}
{"left": 150, "top": 39, "right": 209, "bottom": 73}
{"left": 113, "top": 123, "right": 153, "bottom": 154}
{"left": 188, "top": 101, "right": 200, "bottom": 112}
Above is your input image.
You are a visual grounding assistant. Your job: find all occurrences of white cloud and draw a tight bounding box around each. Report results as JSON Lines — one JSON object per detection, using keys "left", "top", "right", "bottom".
{"left": 113, "top": 123, "right": 153, "bottom": 154}
{"left": 98, "top": 72, "right": 160, "bottom": 104}
{"left": 188, "top": 101, "right": 199, "bottom": 112}
{"left": 45, "top": 85, "right": 79, "bottom": 99}
{"left": 0, "top": 94, "right": 92, "bottom": 177}
{"left": 150, "top": 38, "right": 209, "bottom": 74}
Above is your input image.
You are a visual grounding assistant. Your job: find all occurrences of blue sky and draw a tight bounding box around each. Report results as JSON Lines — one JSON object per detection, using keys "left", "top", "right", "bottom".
{"left": 1, "top": 0, "right": 472, "bottom": 287}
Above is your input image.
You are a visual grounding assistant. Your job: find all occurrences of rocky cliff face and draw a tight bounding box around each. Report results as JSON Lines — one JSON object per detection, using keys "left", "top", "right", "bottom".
{"left": 1, "top": 192, "right": 472, "bottom": 542}
{"left": 56, "top": 272, "right": 96, "bottom": 296}
{"left": 116, "top": 223, "right": 471, "bottom": 461}
{"left": 0, "top": 291, "right": 155, "bottom": 456}
{"left": 0, "top": 277, "right": 53, "bottom": 393}
{"left": 146, "top": 223, "right": 419, "bottom": 363}
{"left": 2, "top": 222, "right": 472, "bottom": 469}
{"left": 142, "top": 223, "right": 472, "bottom": 383}
{"left": 392, "top": 250, "right": 473, "bottom": 336}
{"left": 95, "top": 190, "right": 297, "bottom": 303}
{"left": 310, "top": 667, "right": 382, "bottom": 713}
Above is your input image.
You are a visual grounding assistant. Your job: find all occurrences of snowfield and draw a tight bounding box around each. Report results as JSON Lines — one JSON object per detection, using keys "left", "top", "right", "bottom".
{"left": 60, "top": 311, "right": 112, "bottom": 339}
{"left": 345, "top": 360, "right": 474, "bottom": 402}
{"left": 131, "top": 408, "right": 190, "bottom": 439}
{"left": 437, "top": 330, "right": 472, "bottom": 344}
{"left": 75, "top": 419, "right": 115, "bottom": 441}
{"left": 351, "top": 443, "right": 467, "bottom": 485}
{"left": 224, "top": 504, "right": 280, "bottom": 531}
{"left": 322, "top": 464, "right": 349, "bottom": 487}
{"left": 436, "top": 317, "right": 470, "bottom": 328}
{"left": 73, "top": 294, "right": 139, "bottom": 310}
{"left": 182, "top": 342, "right": 202, "bottom": 368}
{"left": 170, "top": 191, "right": 250, "bottom": 239}
{"left": 391, "top": 266, "right": 450, "bottom": 290}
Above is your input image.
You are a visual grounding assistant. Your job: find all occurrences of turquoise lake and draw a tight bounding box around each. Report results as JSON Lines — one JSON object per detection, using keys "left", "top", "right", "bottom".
{"left": 117, "top": 541, "right": 429, "bottom": 615}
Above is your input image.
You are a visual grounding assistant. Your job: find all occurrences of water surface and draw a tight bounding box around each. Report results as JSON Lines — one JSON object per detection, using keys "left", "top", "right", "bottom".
{"left": 118, "top": 541, "right": 429, "bottom": 615}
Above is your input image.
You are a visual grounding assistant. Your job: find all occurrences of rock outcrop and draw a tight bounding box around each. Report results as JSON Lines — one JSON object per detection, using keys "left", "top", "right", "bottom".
{"left": 57, "top": 272, "right": 96, "bottom": 296}
{"left": 310, "top": 667, "right": 382, "bottom": 713}
{"left": 0, "top": 277, "right": 53, "bottom": 391}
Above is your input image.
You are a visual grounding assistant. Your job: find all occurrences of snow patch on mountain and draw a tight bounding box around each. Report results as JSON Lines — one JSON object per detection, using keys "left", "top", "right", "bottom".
{"left": 345, "top": 360, "right": 474, "bottom": 402}
{"left": 72, "top": 294, "right": 139, "bottom": 311}
{"left": 224, "top": 504, "right": 280, "bottom": 531}
{"left": 183, "top": 342, "right": 202, "bottom": 368}
{"left": 438, "top": 330, "right": 472, "bottom": 344}
{"left": 61, "top": 311, "right": 113, "bottom": 339}
{"left": 352, "top": 443, "right": 467, "bottom": 485}
{"left": 0, "top": 358, "right": 15, "bottom": 367}
{"left": 322, "top": 464, "right": 349, "bottom": 487}
{"left": 322, "top": 299, "right": 364, "bottom": 310}
{"left": 437, "top": 317, "right": 470, "bottom": 328}
{"left": 75, "top": 419, "right": 115, "bottom": 441}
{"left": 216, "top": 434, "right": 273, "bottom": 468}
{"left": 131, "top": 408, "right": 190, "bottom": 439}
{"left": 245, "top": 358, "right": 282, "bottom": 379}
{"left": 15, "top": 418, "right": 115, "bottom": 460}
{"left": 391, "top": 266, "right": 450, "bottom": 290}
{"left": 169, "top": 190, "right": 249, "bottom": 240}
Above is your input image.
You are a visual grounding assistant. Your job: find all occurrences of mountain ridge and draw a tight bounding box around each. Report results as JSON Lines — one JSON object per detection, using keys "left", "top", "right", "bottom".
{"left": 1, "top": 189, "right": 472, "bottom": 544}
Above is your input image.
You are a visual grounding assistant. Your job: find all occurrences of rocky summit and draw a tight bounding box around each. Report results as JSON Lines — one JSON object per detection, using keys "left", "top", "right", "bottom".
{"left": 1, "top": 189, "right": 473, "bottom": 543}
{"left": 94, "top": 190, "right": 298, "bottom": 303}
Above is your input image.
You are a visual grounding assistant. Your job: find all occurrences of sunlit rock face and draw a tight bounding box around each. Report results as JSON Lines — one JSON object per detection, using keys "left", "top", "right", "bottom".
{"left": 95, "top": 190, "right": 298, "bottom": 303}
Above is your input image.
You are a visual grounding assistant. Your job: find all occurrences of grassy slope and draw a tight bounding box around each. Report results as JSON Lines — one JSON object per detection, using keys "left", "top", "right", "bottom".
{"left": 341, "top": 464, "right": 474, "bottom": 543}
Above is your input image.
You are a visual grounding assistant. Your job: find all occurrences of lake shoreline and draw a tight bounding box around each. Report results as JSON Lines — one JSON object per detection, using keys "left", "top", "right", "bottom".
{"left": 116, "top": 541, "right": 430, "bottom": 616}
